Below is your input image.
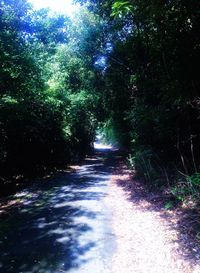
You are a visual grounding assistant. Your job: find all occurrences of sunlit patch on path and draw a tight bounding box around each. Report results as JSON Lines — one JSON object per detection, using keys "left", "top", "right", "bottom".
{"left": 94, "top": 142, "right": 113, "bottom": 150}
{"left": 0, "top": 149, "right": 199, "bottom": 273}
{"left": 0, "top": 151, "right": 116, "bottom": 273}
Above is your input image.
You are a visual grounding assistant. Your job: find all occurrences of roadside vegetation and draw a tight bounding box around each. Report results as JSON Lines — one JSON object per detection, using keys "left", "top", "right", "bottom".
{"left": 1, "top": 0, "right": 200, "bottom": 216}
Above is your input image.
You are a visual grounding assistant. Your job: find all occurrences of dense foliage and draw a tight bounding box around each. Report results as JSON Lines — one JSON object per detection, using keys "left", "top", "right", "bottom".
{"left": 0, "top": 0, "right": 200, "bottom": 201}
{"left": 105, "top": 1, "right": 200, "bottom": 199}
{"left": 77, "top": 0, "right": 200, "bottom": 199}
{"left": 0, "top": 0, "right": 103, "bottom": 181}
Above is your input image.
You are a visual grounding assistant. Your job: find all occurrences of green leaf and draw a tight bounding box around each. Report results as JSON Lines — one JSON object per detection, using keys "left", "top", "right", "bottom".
{"left": 111, "top": 1, "right": 133, "bottom": 17}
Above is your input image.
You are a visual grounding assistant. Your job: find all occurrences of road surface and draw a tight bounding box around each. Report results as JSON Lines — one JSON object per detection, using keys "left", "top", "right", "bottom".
{"left": 0, "top": 148, "right": 117, "bottom": 273}
{"left": 0, "top": 147, "right": 199, "bottom": 273}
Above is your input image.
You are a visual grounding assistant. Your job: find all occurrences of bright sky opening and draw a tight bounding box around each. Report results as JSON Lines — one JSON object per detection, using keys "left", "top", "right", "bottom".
{"left": 28, "top": 0, "right": 80, "bottom": 16}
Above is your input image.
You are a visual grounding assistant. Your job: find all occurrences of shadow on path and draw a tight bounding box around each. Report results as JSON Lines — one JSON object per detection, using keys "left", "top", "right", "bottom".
{"left": 0, "top": 148, "right": 119, "bottom": 273}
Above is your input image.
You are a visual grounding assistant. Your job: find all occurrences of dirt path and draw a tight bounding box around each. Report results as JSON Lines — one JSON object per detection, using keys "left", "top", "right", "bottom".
{"left": 107, "top": 169, "right": 200, "bottom": 273}
{"left": 0, "top": 148, "right": 199, "bottom": 273}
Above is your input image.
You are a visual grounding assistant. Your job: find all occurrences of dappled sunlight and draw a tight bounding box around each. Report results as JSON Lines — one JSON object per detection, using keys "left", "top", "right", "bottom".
{"left": 1, "top": 0, "right": 199, "bottom": 272}
{"left": 69, "top": 165, "right": 82, "bottom": 171}
{"left": 0, "top": 150, "right": 115, "bottom": 273}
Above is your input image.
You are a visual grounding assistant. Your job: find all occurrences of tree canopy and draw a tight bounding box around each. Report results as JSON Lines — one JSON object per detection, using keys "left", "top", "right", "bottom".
{"left": 0, "top": 0, "right": 200, "bottom": 200}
